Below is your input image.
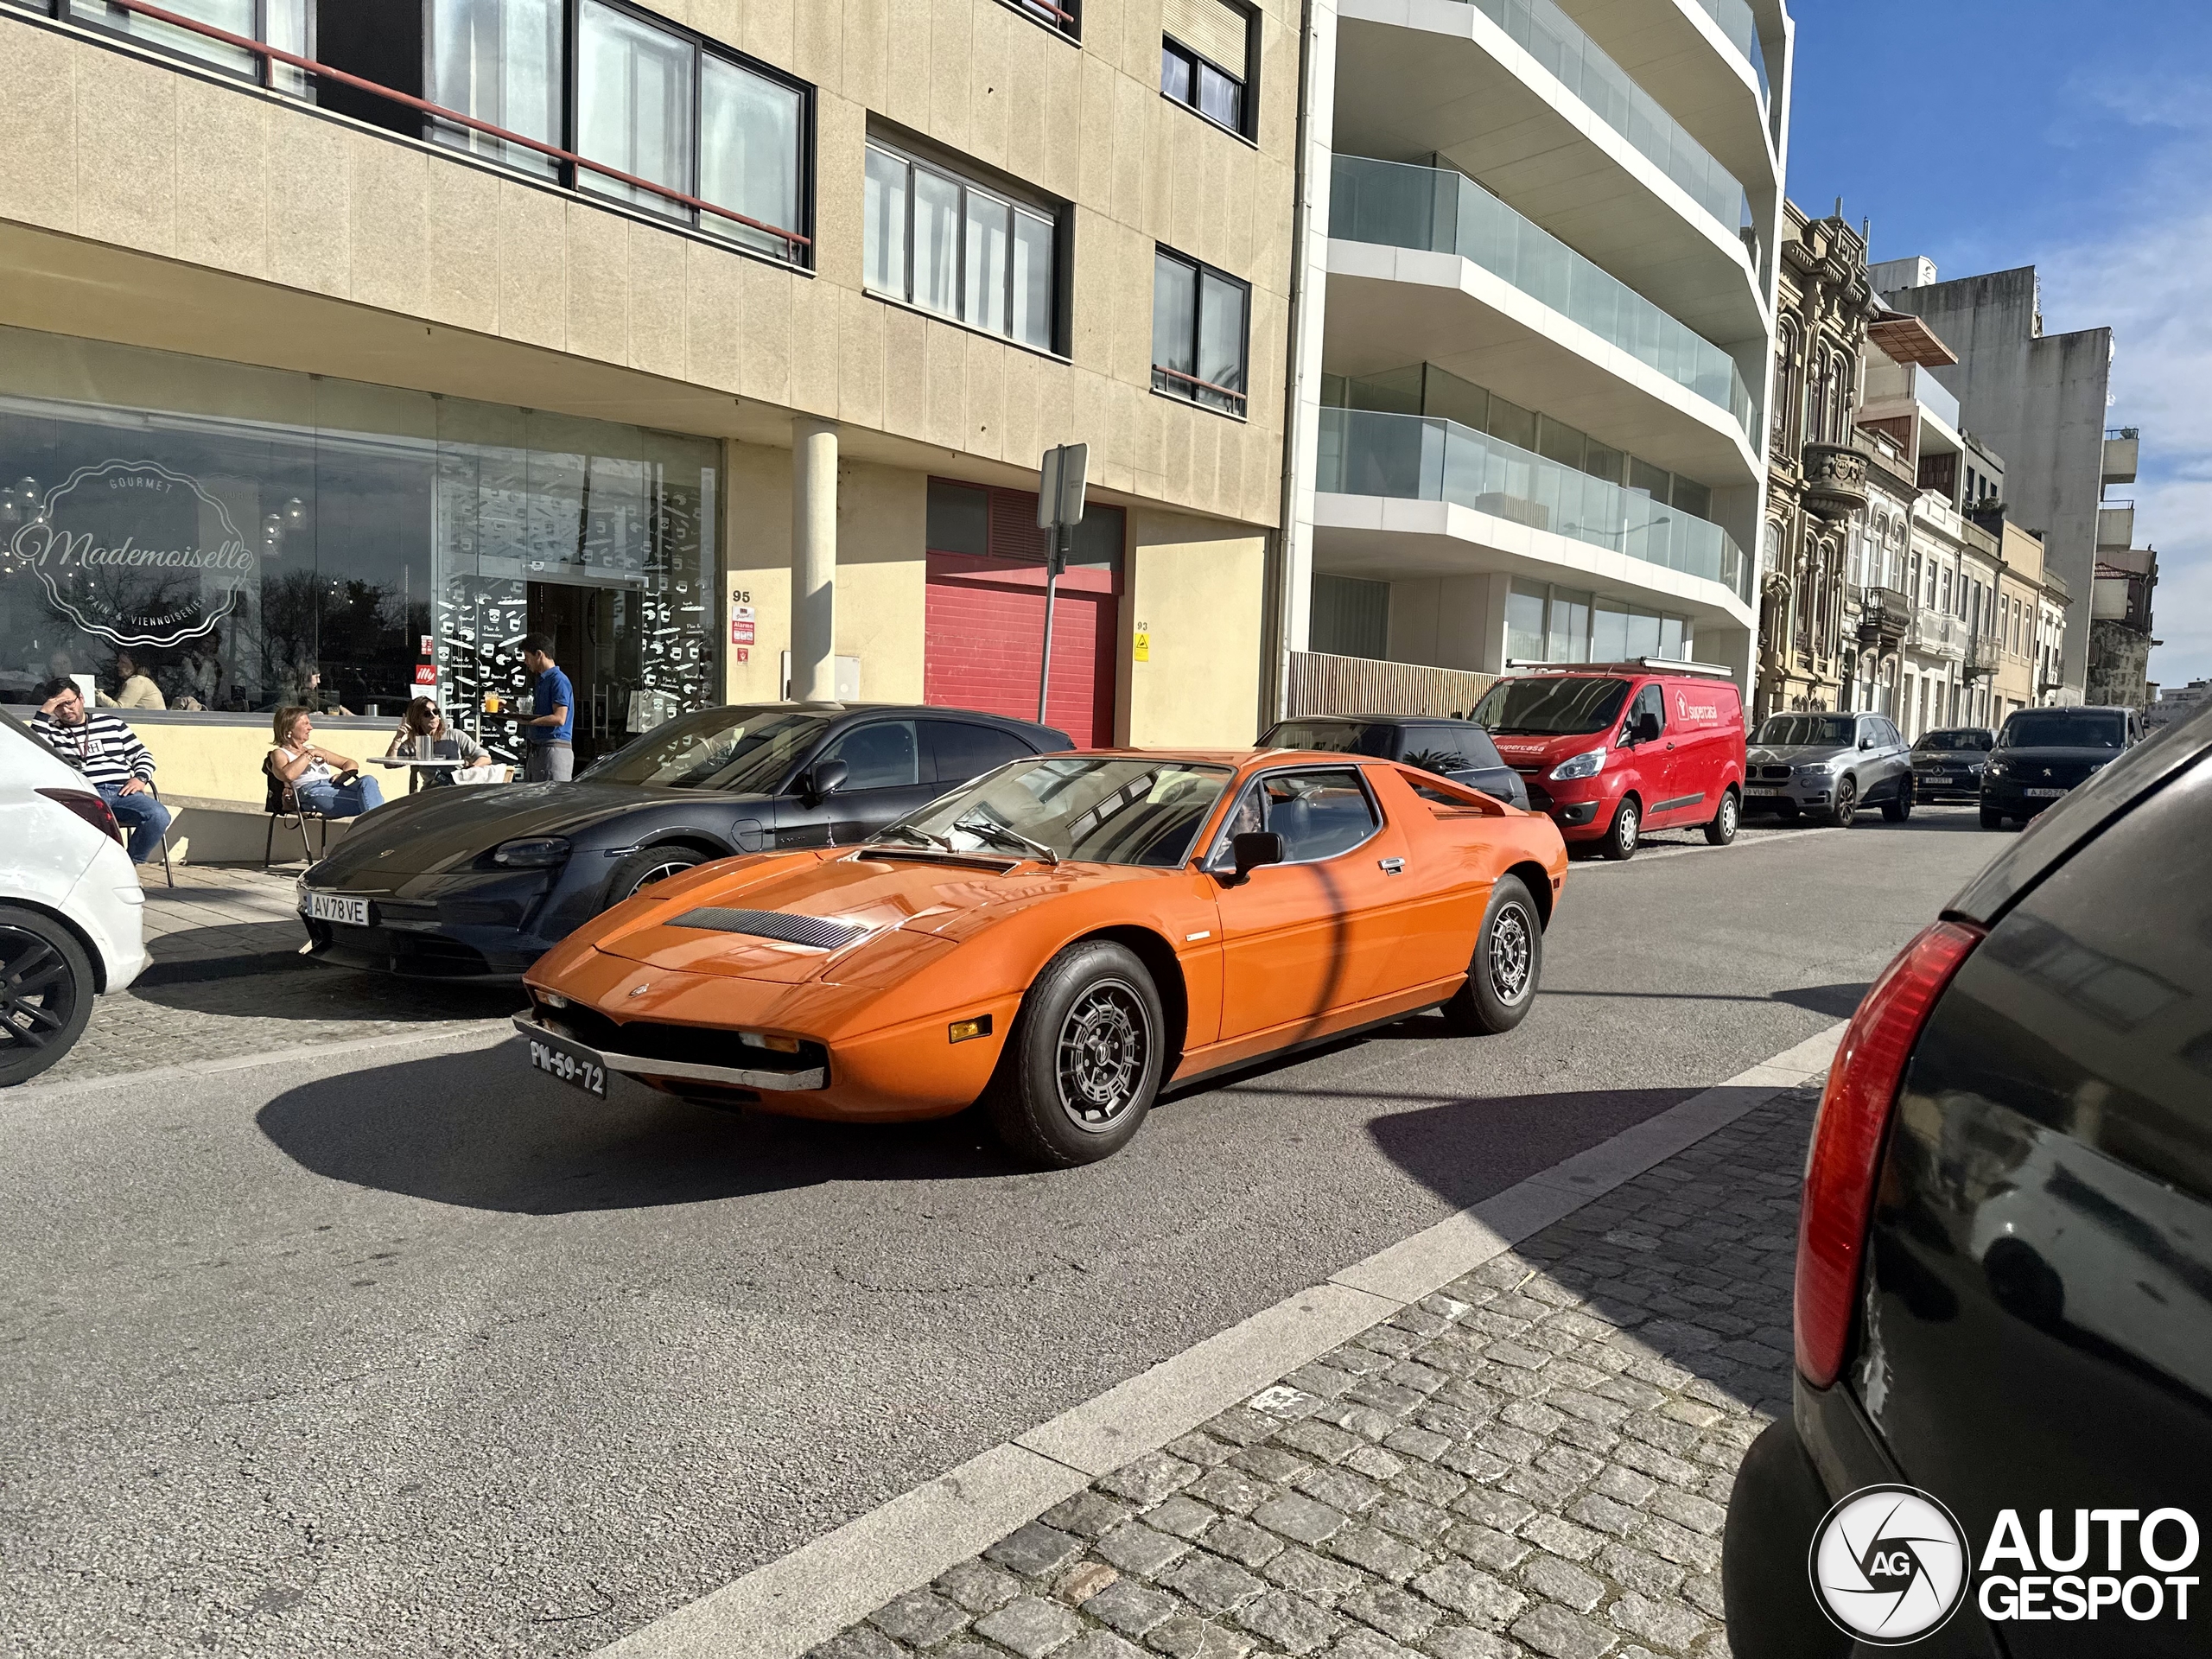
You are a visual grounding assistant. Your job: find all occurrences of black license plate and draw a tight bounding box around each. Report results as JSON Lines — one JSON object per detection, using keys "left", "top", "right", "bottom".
{"left": 527, "top": 1031, "right": 607, "bottom": 1098}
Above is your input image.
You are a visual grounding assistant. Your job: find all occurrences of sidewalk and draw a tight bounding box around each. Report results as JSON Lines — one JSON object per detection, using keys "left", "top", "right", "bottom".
{"left": 804, "top": 1084, "right": 1815, "bottom": 1659}
{"left": 138, "top": 864, "right": 310, "bottom": 976}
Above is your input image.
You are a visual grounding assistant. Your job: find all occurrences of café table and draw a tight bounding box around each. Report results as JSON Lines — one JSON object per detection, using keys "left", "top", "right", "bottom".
{"left": 369, "top": 755, "right": 466, "bottom": 795}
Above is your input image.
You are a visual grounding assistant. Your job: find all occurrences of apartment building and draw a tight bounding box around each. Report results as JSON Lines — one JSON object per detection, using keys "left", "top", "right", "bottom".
{"left": 1980, "top": 513, "right": 2069, "bottom": 721}
{"left": 0, "top": 0, "right": 1297, "bottom": 798}
{"left": 1272, "top": 0, "right": 1790, "bottom": 712}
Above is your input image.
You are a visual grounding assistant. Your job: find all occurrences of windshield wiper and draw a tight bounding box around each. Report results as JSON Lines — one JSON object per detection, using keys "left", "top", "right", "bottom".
{"left": 873, "top": 823, "right": 956, "bottom": 851}
{"left": 961, "top": 817, "right": 1061, "bottom": 866}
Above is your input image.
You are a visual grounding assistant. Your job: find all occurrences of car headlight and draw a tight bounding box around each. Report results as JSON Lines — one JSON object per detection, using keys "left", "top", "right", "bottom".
{"left": 1795, "top": 763, "right": 1832, "bottom": 784}
{"left": 1985, "top": 760, "right": 2006, "bottom": 779}
{"left": 1548, "top": 747, "right": 1606, "bottom": 782}
{"left": 491, "top": 835, "right": 571, "bottom": 868}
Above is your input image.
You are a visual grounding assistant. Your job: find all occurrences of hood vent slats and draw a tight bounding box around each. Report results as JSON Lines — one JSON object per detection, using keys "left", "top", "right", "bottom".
{"left": 668, "top": 907, "right": 865, "bottom": 950}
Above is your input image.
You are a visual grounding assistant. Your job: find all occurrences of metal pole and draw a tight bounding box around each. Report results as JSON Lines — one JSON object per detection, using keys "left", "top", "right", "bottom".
{"left": 1037, "top": 524, "right": 1064, "bottom": 725}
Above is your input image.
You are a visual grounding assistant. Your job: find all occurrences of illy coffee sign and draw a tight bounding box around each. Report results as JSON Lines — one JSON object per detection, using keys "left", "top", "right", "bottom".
{"left": 10, "top": 459, "right": 257, "bottom": 647}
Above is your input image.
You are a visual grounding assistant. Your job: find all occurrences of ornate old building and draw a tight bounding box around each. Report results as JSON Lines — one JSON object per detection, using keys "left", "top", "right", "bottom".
{"left": 1758, "top": 204, "right": 1876, "bottom": 718}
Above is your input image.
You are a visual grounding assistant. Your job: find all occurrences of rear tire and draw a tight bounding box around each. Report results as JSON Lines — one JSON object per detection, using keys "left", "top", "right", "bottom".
{"left": 987, "top": 941, "right": 1165, "bottom": 1168}
{"left": 1599, "top": 798, "right": 1640, "bottom": 861}
{"left": 1441, "top": 875, "right": 1543, "bottom": 1035}
{"left": 1880, "top": 779, "right": 1914, "bottom": 823}
{"left": 1980, "top": 805, "right": 2005, "bottom": 830}
{"left": 0, "top": 906, "right": 93, "bottom": 1088}
{"left": 602, "top": 844, "right": 708, "bottom": 909}
{"left": 1703, "top": 787, "right": 1739, "bottom": 846}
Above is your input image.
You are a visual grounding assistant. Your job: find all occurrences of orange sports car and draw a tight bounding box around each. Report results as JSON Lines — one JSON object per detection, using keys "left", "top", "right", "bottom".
{"left": 513, "top": 748, "right": 1569, "bottom": 1166}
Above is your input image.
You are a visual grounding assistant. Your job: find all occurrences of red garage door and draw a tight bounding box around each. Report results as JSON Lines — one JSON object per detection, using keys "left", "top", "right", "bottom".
{"left": 923, "top": 481, "right": 1122, "bottom": 747}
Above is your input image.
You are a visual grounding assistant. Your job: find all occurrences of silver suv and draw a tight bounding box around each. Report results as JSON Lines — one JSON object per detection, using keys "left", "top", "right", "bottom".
{"left": 1743, "top": 711, "right": 1913, "bottom": 823}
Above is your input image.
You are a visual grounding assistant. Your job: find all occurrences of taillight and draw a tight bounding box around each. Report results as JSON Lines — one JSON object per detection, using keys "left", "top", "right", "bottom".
{"left": 37, "top": 787, "right": 123, "bottom": 847}
{"left": 1795, "top": 918, "right": 1986, "bottom": 1388}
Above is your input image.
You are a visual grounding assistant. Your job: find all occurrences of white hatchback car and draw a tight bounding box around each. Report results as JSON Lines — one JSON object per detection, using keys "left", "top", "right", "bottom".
{"left": 1, "top": 708, "right": 148, "bottom": 1085}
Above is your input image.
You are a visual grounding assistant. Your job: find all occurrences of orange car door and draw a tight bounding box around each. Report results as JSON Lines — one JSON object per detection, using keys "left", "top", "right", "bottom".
{"left": 1365, "top": 766, "right": 1497, "bottom": 989}
{"left": 1209, "top": 766, "right": 1408, "bottom": 1043}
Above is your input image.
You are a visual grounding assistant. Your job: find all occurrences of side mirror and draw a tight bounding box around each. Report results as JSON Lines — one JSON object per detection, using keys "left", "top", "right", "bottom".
{"left": 804, "top": 758, "right": 849, "bottom": 804}
{"left": 1634, "top": 711, "right": 1662, "bottom": 744}
{"left": 1859, "top": 734, "right": 1875, "bottom": 750}
{"left": 1231, "top": 830, "right": 1286, "bottom": 879}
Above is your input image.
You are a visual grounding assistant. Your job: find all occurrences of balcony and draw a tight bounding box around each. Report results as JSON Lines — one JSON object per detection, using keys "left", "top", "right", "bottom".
{"left": 1327, "top": 156, "right": 1755, "bottom": 472}
{"left": 2097, "top": 502, "right": 2135, "bottom": 550}
{"left": 1907, "top": 608, "right": 1964, "bottom": 658}
{"left": 1858, "top": 585, "right": 1910, "bottom": 646}
{"left": 1553, "top": 0, "right": 1777, "bottom": 193}
{"left": 1963, "top": 636, "right": 1999, "bottom": 678}
{"left": 2102, "top": 429, "right": 2139, "bottom": 486}
{"left": 1800, "top": 442, "right": 1867, "bottom": 522}
{"left": 1317, "top": 405, "right": 1751, "bottom": 602}
{"left": 1334, "top": 0, "right": 1764, "bottom": 346}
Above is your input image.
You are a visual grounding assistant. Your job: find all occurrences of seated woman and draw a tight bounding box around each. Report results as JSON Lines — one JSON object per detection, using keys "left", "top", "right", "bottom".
{"left": 387, "top": 697, "right": 495, "bottom": 785}
{"left": 270, "top": 706, "right": 385, "bottom": 817}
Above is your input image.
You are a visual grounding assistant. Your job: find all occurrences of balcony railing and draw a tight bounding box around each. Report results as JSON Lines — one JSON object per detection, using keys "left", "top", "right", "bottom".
{"left": 1858, "top": 585, "right": 1911, "bottom": 645}
{"left": 1435, "top": 0, "right": 1751, "bottom": 231}
{"left": 1330, "top": 156, "right": 1755, "bottom": 444}
{"left": 1318, "top": 406, "right": 1751, "bottom": 602}
{"left": 1686, "top": 0, "right": 1770, "bottom": 106}
{"left": 1908, "top": 608, "right": 1964, "bottom": 657}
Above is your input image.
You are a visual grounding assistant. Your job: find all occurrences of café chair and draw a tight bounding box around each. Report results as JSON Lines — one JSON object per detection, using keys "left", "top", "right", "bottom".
{"left": 261, "top": 755, "right": 329, "bottom": 870}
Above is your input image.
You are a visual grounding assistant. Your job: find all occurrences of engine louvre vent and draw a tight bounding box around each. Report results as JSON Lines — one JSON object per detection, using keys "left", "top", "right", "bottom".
{"left": 668, "top": 907, "right": 865, "bottom": 950}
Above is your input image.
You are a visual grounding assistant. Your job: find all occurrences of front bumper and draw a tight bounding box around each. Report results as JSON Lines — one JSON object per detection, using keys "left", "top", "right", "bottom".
{"left": 512, "top": 1011, "right": 828, "bottom": 1091}
{"left": 1980, "top": 776, "right": 2075, "bottom": 817}
{"left": 1912, "top": 765, "right": 1986, "bottom": 799}
{"left": 1519, "top": 778, "right": 1608, "bottom": 836}
{"left": 1741, "top": 774, "right": 1833, "bottom": 811}
{"left": 298, "top": 868, "right": 559, "bottom": 978}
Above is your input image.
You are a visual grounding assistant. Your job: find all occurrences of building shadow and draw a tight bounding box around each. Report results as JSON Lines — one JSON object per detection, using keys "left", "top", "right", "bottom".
{"left": 130, "top": 964, "right": 526, "bottom": 1022}
{"left": 1771, "top": 981, "right": 1870, "bottom": 1018}
{"left": 255, "top": 1039, "right": 1020, "bottom": 1212}
{"left": 1360, "top": 1087, "right": 1705, "bottom": 1210}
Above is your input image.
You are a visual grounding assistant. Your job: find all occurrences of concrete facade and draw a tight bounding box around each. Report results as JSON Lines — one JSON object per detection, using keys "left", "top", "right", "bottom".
{"left": 0, "top": 0, "right": 1300, "bottom": 791}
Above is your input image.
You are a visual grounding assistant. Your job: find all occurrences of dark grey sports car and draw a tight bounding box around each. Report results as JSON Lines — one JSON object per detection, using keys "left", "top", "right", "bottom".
{"left": 296, "top": 703, "right": 1068, "bottom": 978}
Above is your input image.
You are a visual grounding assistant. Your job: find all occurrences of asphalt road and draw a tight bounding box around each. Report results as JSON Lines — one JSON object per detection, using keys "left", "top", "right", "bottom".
{"left": 0, "top": 809, "right": 2003, "bottom": 1657}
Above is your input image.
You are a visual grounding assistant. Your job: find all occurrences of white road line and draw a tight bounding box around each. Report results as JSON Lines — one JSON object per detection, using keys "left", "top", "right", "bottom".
{"left": 591, "top": 1020, "right": 1847, "bottom": 1659}
{"left": 6, "top": 1020, "right": 516, "bottom": 1103}
{"left": 1569, "top": 824, "right": 1839, "bottom": 868}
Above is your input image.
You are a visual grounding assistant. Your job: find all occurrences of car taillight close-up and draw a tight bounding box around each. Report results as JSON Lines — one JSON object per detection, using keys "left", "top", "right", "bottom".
{"left": 36, "top": 787, "right": 124, "bottom": 848}
{"left": 1794, "top": 918, "right": 1986, "bottom": 1388}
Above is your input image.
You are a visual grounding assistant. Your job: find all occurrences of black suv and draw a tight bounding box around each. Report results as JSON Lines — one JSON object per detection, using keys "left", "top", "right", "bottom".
{"left": 1723, "top": 698, "right": 2212, "bottom": 1657}
{"left": 1260, "top": 714, "right": 1529, "bottom": 809}
{"left": 1980, "top": 705, "right": 2141, "bottom": 828}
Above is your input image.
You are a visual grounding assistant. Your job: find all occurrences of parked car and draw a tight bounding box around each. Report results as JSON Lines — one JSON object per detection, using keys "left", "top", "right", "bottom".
{"left": 1743, "top": 711, "right": 1913, "bottom": 824}
{"left": 1910, "top": 725, "right": 1996, "bottom": 802}
{"left": 1258, "top": 714, "right": 1529, "bottom": 809}
{"left": 1979, "top": 704, "right": 2141, "bottom": 829}
{"left": 296, "top": 704, "right": 1068, "bottom": 979}
{"left": 0, "top": 708, "right": 148, "bottom": 1085}
{"left": 514, "top": 749, "right": 1568, "bottom": 1166}
{"left": 1472, "top": 661, "right": 1745, "bottom": 859}
{"left": 1721, "top": 696, "right": 2212, "bottom": 1658}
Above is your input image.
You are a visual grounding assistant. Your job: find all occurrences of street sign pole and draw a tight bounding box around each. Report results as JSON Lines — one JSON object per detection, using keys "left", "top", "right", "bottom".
{"left": 1036, "top": 442, "right": 1087, "bottom": 727}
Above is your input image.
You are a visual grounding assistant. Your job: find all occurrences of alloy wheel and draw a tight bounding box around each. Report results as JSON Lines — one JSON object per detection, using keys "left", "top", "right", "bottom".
{"left": 1487, "top": 902, "right": 1535, "bottom": 1004}
{"left": 621, "top": 857, "right": 694, "bottom": 899}
{"left": 1054, "top": 976, "right": 1152, "bottom": 1131}
{"left": 0, "top": 925, "right": 77, "bottom": 1060}
{"left": 1834, "top": 779, "right": 1857, "bottom": 824}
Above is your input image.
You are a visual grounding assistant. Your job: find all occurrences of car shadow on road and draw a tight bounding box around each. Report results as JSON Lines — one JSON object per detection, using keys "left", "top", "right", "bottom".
{"left": 1344, "top": 1087, "right": 1705, "bottom": 1209}
{"left": 256, "top": 1039, "right": 1020, "bottom": 1211}
{"left": 130, "top": 967, "right": 526, "bottom": 1023}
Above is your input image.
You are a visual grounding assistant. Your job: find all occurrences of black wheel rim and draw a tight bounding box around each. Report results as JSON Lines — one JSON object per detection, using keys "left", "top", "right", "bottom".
{"left": 1055, "top": 977, "right": 1151, "bottom": 1132}
{"left": 0, "top": 925, "right": 77, "bottom": 1058}
{"left": 1488, "top": 903, "right": 1535, "bottom": 1003}
{"left": 623, "top": 857, "right": 694, "bottom": 899}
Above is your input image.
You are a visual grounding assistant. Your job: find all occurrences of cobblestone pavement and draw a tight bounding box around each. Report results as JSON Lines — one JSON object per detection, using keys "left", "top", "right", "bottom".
{"left": 816, "top": 1083, "right": 1819, "bottom": 1659}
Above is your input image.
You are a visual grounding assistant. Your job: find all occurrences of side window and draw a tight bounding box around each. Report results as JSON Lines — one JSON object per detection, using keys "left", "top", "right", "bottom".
{"left": 1399, "top": 726, "right": 1469, "bottom": 773}
{"left": 924, "top": 720, "right": 1033, "bottom": 785}
{"left": 1627, "top": 685, "right": 1665, "bottom": 739}
{"left": 820, "top": 721, "right": 920, "bottom": 790}
{"left": 1216, "top": 768, "right": 1380, "bottom": 864}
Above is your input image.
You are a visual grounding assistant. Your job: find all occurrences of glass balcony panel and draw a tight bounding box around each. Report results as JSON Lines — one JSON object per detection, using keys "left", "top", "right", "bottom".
{"left": 1321, "top": 407, "right": 1750, "bottom": 603}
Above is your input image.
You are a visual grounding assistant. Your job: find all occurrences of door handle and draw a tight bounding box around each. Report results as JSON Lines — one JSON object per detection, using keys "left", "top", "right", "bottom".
{"left": 1379, "top": 857, "right": 1405, "bottom": 874}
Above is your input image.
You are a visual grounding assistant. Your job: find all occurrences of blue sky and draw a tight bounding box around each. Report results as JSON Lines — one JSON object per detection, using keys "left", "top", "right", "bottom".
{"left": 1785, "top": 0, "right": 2212, "bottom": 692}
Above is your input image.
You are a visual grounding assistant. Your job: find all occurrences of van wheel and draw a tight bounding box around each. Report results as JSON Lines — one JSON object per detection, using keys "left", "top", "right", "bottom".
{"left": 987, "top": 941, "right": 1164, "bottom": 1168}
{"left": 0, "top": 906, "right": 93, "bottom": 1088}
{"left": 602, "top": 844, "right": 707, "bottom": 909}
{"left": 1704, "top": 787, "right": 1739, "bottom": 846}
{"left": 1441, "top": 875, "right": 1543, "bottom": 1035}
{"left": 1600, "top": 798, "right": 1640, "bottom": 861}
{"left": 1881, "top": 779, "right": 1915, "bottom": 823}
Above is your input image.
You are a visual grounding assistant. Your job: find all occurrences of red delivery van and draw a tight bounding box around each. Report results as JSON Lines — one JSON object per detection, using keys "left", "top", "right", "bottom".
{"left": 1471, "top": 660, "right": 1746, "bottom": 860}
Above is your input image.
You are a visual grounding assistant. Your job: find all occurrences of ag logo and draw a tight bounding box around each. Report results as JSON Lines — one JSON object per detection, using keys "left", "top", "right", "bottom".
{"left": 1810, "top": 1484, "right": 1969, "bottom": 1644}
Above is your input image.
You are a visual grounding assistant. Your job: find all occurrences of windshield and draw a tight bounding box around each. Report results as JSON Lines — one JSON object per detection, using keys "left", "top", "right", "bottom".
{"left": 1473, "top": 677, "right": 1630, "bottom": 737}
{"left": 1755, "top": 715, "right": 1855, "bottom": 748}
{"left": 1999, "top": 710, "right": 2127, "bottom": 750}
{"left": 579, "top": 708, "right": 828, "bottom": 792}
{"left": 1264, "top": 721, "right": 1392, "bottom": 758}
{"left": 880, "top": 757, "right": 1233, "bottom": 868}
{"left": 1914, "top": 728, "right": 1993, "bottom": 753}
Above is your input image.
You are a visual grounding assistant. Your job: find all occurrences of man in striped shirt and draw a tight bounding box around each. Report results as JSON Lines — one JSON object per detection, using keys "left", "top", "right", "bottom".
{"left": 33, "top": 678, "right": 172, "bottom": 864}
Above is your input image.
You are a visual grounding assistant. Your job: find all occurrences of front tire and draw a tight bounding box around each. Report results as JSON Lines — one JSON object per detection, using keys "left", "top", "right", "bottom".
{"left": 0, "top": 906, "right": 93, "bottom": 1088}
{"left": 1704, "top": 787, "right": 1740, "bottom": 846}
{"left": 987, "top": 941, "right": 1165, "bottom": 1167}
{"left": 1881, "top": 779, "right": 1914, "bottom": 823}
{"left": 1827, "top": 776, "right": 1859, "bottom": 827}
{"left": 1980, "top": 805, "right": 2005, "bottom": 830}
{"left": 602, "top": 844, "right": 708, "bottom": 909}
{"left": 1441, "top": 875, "right": 1543, "bottom": 1035}
{"left": 1600, "top": 798, "right": 1640, "bottom": 861}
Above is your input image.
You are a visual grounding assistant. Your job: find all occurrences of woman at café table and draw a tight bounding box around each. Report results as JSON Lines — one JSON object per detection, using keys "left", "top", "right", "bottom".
{"left": 386, "top": 696, "right": 490, "bottom": 785}
{"left": 270, "top": 706, "right": 385, "bottom": 817}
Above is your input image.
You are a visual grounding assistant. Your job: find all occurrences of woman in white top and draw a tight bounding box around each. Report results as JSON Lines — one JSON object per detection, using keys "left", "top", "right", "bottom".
{"left": 270, "top": 706, "right": 385, "bottom": 817}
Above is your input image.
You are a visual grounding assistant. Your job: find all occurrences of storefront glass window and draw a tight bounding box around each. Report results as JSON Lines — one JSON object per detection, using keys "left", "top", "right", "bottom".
{"left": 0, "top": 327, "right": 716, "bottom": 766}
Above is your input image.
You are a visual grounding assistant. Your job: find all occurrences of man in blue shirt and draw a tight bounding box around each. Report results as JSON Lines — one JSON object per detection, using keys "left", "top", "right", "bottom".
{"left": 519, "top": 633, "right": 575, "bottom": 782}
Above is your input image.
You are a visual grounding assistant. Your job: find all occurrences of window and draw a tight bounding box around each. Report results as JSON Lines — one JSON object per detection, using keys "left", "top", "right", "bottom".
{"left": 1627, "top": 685, "right": 1666, "bottom": 740}
{"left": 822, "top": 721, "right": 921, "bottom": 791}
{"left": 578, "top": 2, "right": 694, "bottom": 223}
{"left": 429, "top": 0, "right": 562, "bottom": 176}
{"left": 866, "top": 140, "right": 1058, "bottom": 352}
{"left": 71, "top": 0, "right": 309, "bottom": 94}
{"left": 1152, "top": 250, "right": 1249, "bottom": 416}
{"left": 1160, "top": 0, "right": 1252, "bottom": 137}
{"left": 1216, "top": 770, "right": 1378, "bottom": 865}
{"left": 1006, "top": 0, "right": 1079, "bottom": 40}
{"left": 923, "top": 721, "right": 1036, "bottom": 784}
